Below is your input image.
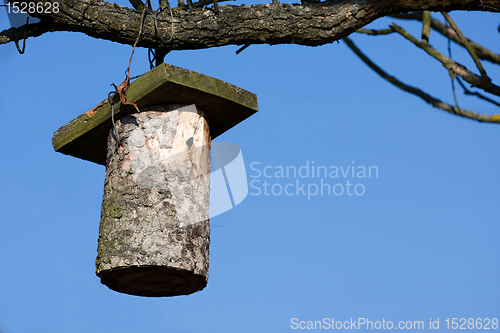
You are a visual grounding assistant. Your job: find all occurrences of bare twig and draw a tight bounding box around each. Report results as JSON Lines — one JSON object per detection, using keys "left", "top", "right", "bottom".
{"left": 441, "top": 12, "right": 489, "bottom": 80}
{"left": 421, "top": 11, "right": 431, "bottom": 42}
{"left": 129, "top": 0, "right": 145, "bottom": 10}
{"left": 456, "top": 77, "right": 500, "bottom": 107}
{"left": 390, "top": 12, "right": 500, "bottom": 65}
{"left": 390, "top": 23, "right": 500, "bottom": 97}
{"left": 343, "top": 37, "right": 500, "bottom": 123}
{"left": 356, "top": 28, "right": 395, "bottom": 35}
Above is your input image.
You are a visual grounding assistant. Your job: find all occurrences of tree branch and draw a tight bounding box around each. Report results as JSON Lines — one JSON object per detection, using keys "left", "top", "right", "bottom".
{"left": 390, "top": 12, "right": 500, "bottom": 65}
{"left": 0, "top": 22, "right": 54, "bottom": 46}
{"left": 343, "top": 37, "right": 500, "bottom": 124}
{"left": 1, "top": 0, "right": 499, "bottom": 50}
{"left": 129, "top": 0, "right": 145, "bottom": 11}
{"left": 456, "top": 77, "right": 500, "bottom": 107}
{"left": 356, "top": 28, "right": 394, "bottom": 35}
{"left": 441, "top": 11, "right": 489, "bottom": 79}
{"left": 390, "top": 23, "right": 500, "bottom": 97}
{"left": 421, "top": 11, "right": 430, "bottom": 42}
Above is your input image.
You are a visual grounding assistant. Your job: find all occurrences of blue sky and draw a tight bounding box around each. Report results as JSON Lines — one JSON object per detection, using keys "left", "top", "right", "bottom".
{"left": 1, "top": 3, "right": 499, "bottom": 333}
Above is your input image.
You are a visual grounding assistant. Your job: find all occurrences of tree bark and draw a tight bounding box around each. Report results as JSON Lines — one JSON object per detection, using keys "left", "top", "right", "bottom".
{"left": 96, "top": 104, "right": 211, "bottom": 297}
{"left": 1, "top": 0, "right": 499, "bottom": 50}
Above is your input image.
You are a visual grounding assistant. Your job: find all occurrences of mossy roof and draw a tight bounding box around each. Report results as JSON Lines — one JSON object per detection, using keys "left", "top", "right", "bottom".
{"left": 52, "top": 63, "right": 258, "bottom": 165}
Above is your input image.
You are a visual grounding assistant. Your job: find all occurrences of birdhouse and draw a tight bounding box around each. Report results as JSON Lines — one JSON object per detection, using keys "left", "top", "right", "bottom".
{"left": 52, "top": 63, "right": 258, "bottom": 297}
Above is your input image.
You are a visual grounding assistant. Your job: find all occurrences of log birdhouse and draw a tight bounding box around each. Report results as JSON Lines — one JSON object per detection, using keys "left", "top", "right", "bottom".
{"left": 52, "top": 64, "right": 258, "bottom": 297}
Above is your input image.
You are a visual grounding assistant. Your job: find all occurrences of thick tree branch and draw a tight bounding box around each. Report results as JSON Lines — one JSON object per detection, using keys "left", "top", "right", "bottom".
{"left": 390, "top": 12, "right": 500, "bottom": 65}
{"left": 1, "top": 0, "right": 499, "bottom": 50}
{"left": 0, "top": 22, "right": 54, "bottom": 45}
{"left": 343, "top": 37, "right": 500, "bottom": 124}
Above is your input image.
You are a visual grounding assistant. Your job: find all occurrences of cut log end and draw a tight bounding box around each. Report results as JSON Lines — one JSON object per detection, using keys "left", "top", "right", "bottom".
{"left": 98, "top": 265, "right": 208, "bottom": 297}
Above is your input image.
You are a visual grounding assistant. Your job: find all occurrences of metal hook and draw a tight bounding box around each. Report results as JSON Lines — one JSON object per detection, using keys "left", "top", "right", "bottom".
{"left": 236, "top": 44, "right": 250, "bottom": 55}
{"left": 15, "top": 17, "right": 29, "bottom": 54}
{"left": 108, "top": 91, "right": 120, "bottom": 144}
{"left": 154, "top": 4, "right": 174, "bottom": 44}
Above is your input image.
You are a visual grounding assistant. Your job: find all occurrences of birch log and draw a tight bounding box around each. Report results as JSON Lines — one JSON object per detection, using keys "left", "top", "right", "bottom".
{"left": 96, "top": 104, "right": 211, "bottom": 297}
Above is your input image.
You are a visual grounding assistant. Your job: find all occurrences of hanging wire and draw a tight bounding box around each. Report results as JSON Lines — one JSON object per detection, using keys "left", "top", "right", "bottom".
{"left": 125, "top": 68, "right": 143, "bottom": 81}
{"left": 236, "top": 44, "right": 250, "bottom": 55}
{"left": 149, "top": 48, "right": 156, "bottom": 69}
{"left": 149, "top": 4, "right": 174, "bottom": 68}
{"left": 154, "top": 4, "right": 174, "bottom": 44}
{"left": 15, "top": 17, "right": 29, "bottom": 54}
{"left": 445, "top": 18, "right": 460, "bottom": 109}
{"left": 108, "top": 91, "right": 120, "bottom": 145}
